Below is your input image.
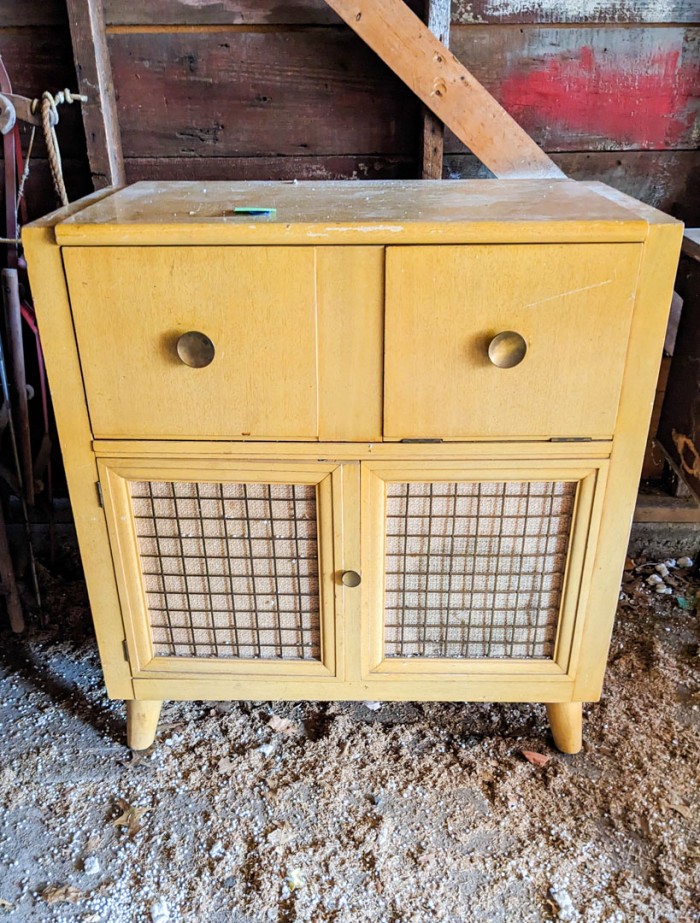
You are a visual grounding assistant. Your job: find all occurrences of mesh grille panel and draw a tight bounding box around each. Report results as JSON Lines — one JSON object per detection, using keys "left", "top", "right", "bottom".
{"left": 384, "top": 480, "right": 576, "bottom": 659}
{"left": 130, "top": 480, "right": 321, "bottom": 660}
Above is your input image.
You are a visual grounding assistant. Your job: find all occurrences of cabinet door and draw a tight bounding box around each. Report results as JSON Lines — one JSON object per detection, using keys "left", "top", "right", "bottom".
{"left": 384, "top": 244, "right": 642, "bottom": 440}
{"left": 361, "top": 459, "right": 607, "bottom": 683}
{"left": 98, "top": 455, "right": 344, "bottom": 680}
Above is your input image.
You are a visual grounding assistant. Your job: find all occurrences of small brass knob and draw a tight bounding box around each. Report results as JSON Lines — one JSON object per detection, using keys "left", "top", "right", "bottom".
{"left": 341, "top": 570, "right": 362, "bottom": 588}
{"left": 487, "top": 331, "right": 527, "bottom": 369}
{"left": 176, "top": 331, "right": 215, "bottom": 368}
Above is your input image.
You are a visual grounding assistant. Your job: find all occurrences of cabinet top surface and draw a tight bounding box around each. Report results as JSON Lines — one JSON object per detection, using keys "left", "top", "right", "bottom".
{"left": 47, "top": 179, "right": 678, "bottom": 246}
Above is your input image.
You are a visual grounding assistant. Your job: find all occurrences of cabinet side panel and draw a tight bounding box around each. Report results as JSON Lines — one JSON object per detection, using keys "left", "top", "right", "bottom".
{"left": 574, "top": 222, "right": 684, "bottom": 701}
{"left": 22, "top": 227, "right": 134, "bottom": 699}
{"left": 317, "top": 247, "right": 384, "bottom": 441}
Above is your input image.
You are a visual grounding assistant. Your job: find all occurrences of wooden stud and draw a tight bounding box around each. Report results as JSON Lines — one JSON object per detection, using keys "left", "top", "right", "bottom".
{"left": 126, "top": 700, "right": 162, "bottom": 750}
{"left": 65, "top": 0, "right": 126, "bottom": 188}
{"left": 322, "top": 0, "right": 564, "bottom": 178}
{"left": 421, "top": 0, "right": 451, "bottom": 180}
{"left": 546, "top": 702, "right": 583, "bottom": 754}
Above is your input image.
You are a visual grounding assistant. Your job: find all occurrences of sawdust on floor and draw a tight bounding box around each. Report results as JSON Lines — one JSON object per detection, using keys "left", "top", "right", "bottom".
{"left": 0, "top": 545, "right": 698, "bottom": 923}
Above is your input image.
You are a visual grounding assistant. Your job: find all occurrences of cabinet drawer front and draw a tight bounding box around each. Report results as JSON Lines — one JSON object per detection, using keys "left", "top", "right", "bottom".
{"left": 64, "top": 247, "right": 319, "bottom": 440}
{"left": 384, "top": 244, "right": 642, "bottom": 440}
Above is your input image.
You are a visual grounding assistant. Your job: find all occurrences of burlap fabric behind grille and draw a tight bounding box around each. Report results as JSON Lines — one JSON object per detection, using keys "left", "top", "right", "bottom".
{"left": 384, "top": 480, "right": 576, "bottom": 659}
{"left": 130, "top": 481, "right": 321, "bottom": 660}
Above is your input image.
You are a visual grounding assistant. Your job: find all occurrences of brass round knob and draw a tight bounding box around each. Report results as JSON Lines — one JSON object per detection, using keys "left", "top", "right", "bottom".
{"left": 487, "top": 331, "right": 527, "bottom": 369}
{"left": 341, "top": 570, "right": 362, "bottom": 588}
{"left": 176, "top": 331, "right": 215, "bottom": 368}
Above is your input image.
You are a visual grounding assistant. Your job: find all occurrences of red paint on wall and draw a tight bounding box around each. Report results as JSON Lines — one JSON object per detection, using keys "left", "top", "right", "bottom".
{"left": 500, "top": 45, "right": 696, "bottom": 149}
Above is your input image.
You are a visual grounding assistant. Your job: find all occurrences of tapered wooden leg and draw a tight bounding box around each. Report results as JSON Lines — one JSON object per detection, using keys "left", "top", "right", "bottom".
{"left": 546, "top": 702, "right": 583, "bottom": 754}
{"left": 126, "top": 700, "right": 163, "bottom": 750}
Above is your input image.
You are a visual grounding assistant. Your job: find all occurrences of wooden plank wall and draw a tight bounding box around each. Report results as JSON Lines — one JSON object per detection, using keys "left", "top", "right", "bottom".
{"left": 107, "top": 0, "right": 700, "bottom": 223}
{"left": 447, "top": 2, "right": 699, "bottom": 223}
{"left": 0, "top": 0, "right": 698, "bottom": 221}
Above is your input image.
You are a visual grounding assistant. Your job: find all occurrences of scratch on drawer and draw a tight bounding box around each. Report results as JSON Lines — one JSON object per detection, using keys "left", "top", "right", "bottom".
{"left": 306, "top": 225, "right": 405, "bottom": 237}
{"left": 523, "top": 279, "right": 613, "bottom": 309}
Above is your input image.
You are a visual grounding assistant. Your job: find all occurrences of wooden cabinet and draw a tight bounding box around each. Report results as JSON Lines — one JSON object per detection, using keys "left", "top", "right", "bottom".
{"left": 24, "top": 180, "right": 682, "bottom": 754}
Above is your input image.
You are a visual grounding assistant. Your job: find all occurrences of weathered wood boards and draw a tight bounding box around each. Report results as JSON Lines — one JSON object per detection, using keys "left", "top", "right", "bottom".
{"left": 101, "top": 0, "right": 700, "bottom": 26}
{"left": 102, "top": 0, "right": 424, "bottom": 26}
{"left": 451, "top": 0, "right": 699, "bottom": 24}
{"left": 122, "top": 155, "right": 417, "bottom": 183}
{"left": 106, "top": 25, "right": 700, "bottom": 152}
{"left": 0, "top": 29, "right": 85, "bottom": 162}
{"left": 1, "top": 0, "right": 698, "bottom": 218}
{"left": 110, "top": 29, "right": 420, "bottom": 161}
{"left": 66, "top": 0, "right": 125, "bottom": 187}
{"left": 101, "top": 16, "right": 699, "bottom": 213}
{"left": 321, "top": 0, "right": 564, "bottom": 178}
{"left": 422, "top": 0, "right": 451, "bottom": 179}
{"left": 0, "top": 1, "right": 66, "bottom": 26}
{"left": 447, "top": 25, "right": 700, "bottom": 153}
{"left": 0, "top": 17, "right": 90, "bottom": 216}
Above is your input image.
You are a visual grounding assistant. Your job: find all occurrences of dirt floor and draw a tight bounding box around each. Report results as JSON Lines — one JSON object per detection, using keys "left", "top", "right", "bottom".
{"left": 0, "top": 543, "right": 698, "bottom": 923}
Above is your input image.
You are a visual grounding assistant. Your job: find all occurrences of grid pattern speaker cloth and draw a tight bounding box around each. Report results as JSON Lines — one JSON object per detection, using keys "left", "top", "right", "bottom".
{"left": 384, "top": 480, "right": 576, "bottom": 660}
{"left": 129, "top": 480, "right": 321, "bottom": 660}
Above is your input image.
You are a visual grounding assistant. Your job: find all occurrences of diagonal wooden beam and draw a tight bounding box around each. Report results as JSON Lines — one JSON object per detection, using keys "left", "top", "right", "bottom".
{"left": 323, "top": 0, "right": 565, "bottom": 179}
{"left": 422, "top": 0, "right": 451, "bottom": 179}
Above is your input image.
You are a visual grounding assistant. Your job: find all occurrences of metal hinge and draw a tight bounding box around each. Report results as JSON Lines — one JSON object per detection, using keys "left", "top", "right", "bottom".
{"left": 122, "top": 639, "right": 130, "bottom": 663}
{"left": 549, "top": 437, "right": 593, "bottom": 443}
{"left": 400, "top": 438, "right": 444, "bottom": 444}
{"left": 96, "top": 481, "right": 104, "bottom": 507}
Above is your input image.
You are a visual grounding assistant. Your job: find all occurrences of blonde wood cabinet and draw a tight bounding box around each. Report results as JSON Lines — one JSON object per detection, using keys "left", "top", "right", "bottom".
{"left": 24, "top": 180, "right": 682, "bottom": 753}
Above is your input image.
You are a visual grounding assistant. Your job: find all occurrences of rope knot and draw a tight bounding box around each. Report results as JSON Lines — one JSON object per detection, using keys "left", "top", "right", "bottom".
{"left": 22, "top": 87, "right": 87, "bottom": 208}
